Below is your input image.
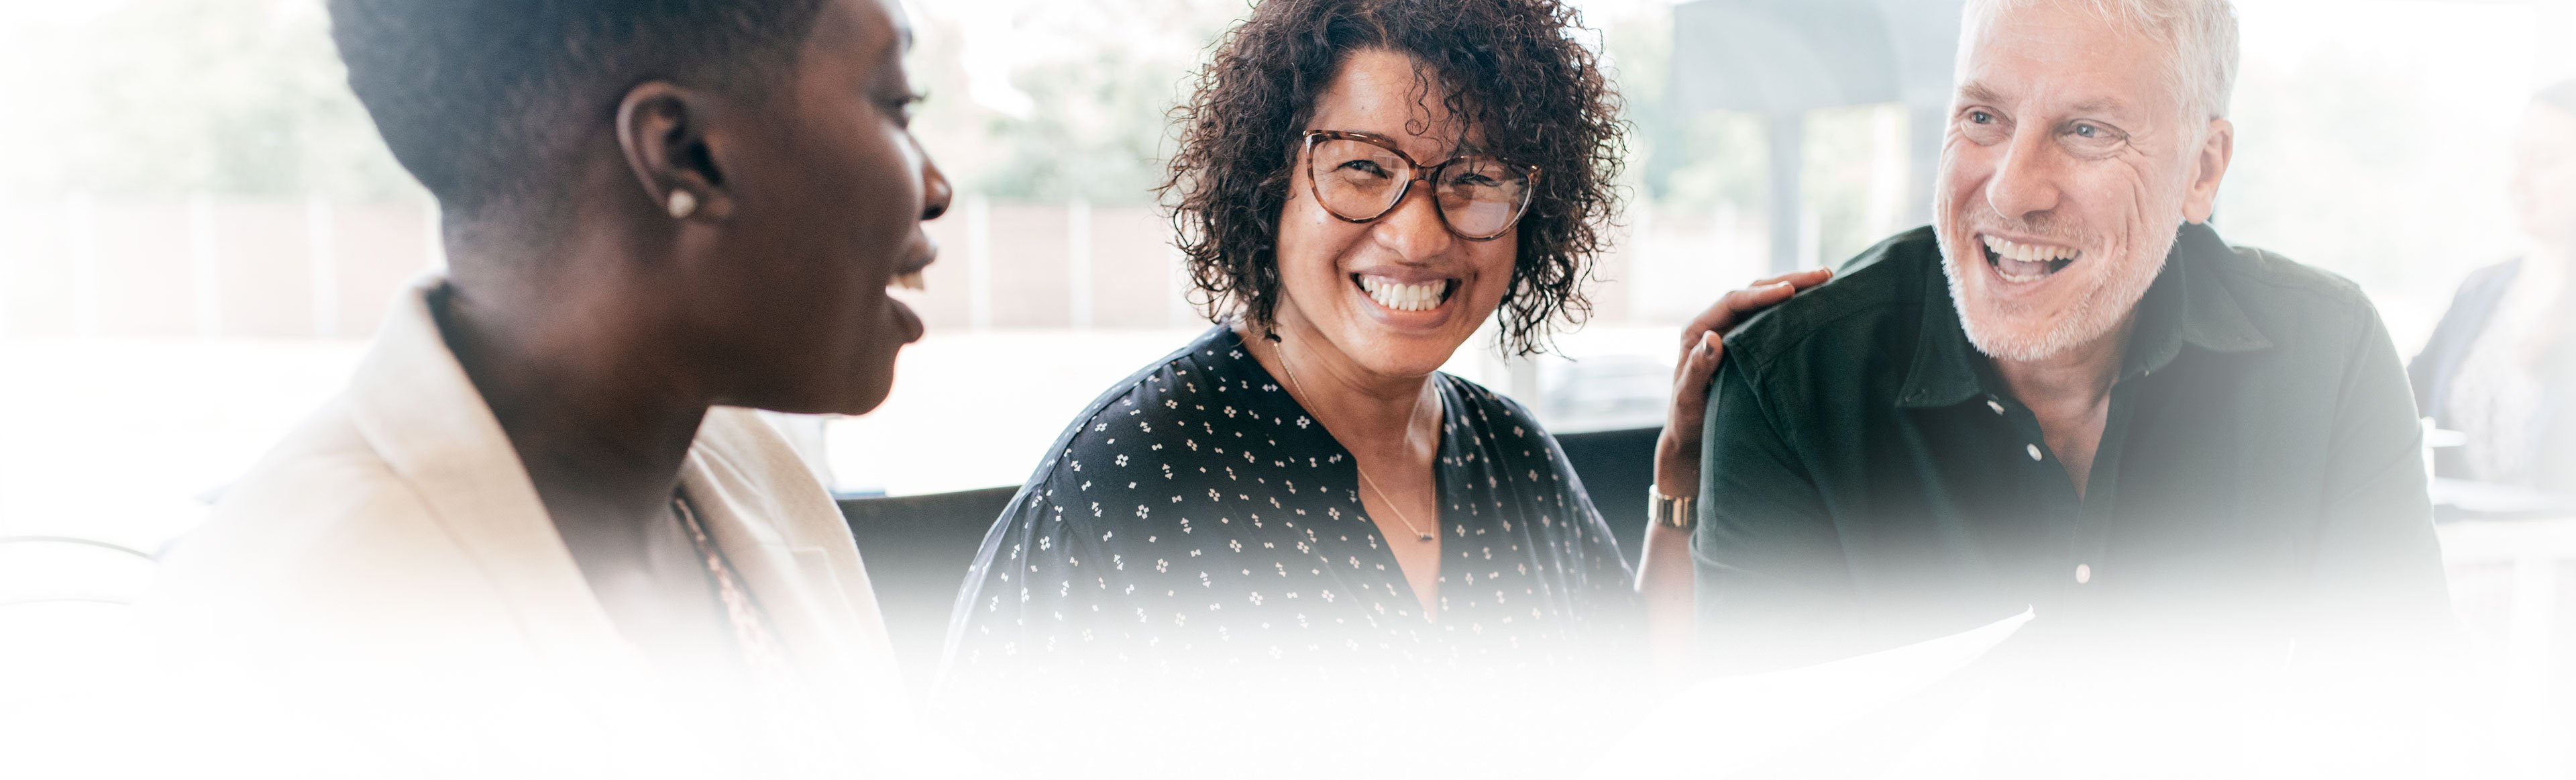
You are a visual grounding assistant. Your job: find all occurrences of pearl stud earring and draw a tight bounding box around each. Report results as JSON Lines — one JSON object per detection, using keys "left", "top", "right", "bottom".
{"left": 666, "top": 190, "right": 698, "bottom": 220}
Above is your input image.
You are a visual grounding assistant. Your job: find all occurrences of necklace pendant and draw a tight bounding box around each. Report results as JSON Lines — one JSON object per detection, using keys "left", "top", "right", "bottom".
{"left": 1417, "top": 532, "right": 1435, "bottom": 543}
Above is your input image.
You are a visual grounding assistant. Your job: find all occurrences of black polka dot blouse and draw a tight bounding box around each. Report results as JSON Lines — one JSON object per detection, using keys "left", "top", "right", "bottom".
{"left": 941, "top": 326, "right": 1640, "bottom": 677}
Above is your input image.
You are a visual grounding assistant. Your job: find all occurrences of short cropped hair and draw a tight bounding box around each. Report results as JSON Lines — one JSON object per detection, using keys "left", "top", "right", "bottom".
{"left": 328, "top": 0, "right": 830, "bottom": 220}
{"left": 1160, "top": 0, "right": 1624, "bottom": 356}
{"left": 1960, "top": 0, "right": 2241, "bottom": 122}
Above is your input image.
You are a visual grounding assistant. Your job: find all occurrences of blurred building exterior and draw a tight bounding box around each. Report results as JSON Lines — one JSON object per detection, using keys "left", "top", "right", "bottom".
{"left": 0, "top": 196, "right": 1677, "bottom": 339}
{"left": 1668, "top": 0, "right": 1961, "bottom": 272}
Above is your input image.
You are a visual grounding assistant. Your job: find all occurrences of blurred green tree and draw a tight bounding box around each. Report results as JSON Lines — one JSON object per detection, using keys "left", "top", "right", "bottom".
{"left": 1, "top": 0, "right": 416, "bottom": 202}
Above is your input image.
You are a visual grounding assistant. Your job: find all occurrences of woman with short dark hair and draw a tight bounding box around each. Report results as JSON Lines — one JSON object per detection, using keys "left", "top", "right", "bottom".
{"left": 147, "top": 0, "right": 952, "bottom": 773}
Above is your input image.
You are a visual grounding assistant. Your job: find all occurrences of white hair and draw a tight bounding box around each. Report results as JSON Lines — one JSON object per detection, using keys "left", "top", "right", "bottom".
{"left": 1959, "top": 0, "right": 2241, "bottom": 121}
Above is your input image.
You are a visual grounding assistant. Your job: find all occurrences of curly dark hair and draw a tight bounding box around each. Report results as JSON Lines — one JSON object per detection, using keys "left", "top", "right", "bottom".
{"left": 1159, "top": 0, "right": 1625, "bottom": 356}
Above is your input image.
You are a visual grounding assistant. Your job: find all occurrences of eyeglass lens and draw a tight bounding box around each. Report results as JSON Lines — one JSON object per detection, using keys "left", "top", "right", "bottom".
{"left": 1308, "top": 137, "right": 1529, "bottom": 238}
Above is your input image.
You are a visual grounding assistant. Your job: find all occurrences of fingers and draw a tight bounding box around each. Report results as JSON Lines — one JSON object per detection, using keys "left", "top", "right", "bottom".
{"left": 1750, "top": 266, "right": 1835, "bottom": 291}
{"left": 1716, "top": 270, "right": 1832, "bottom": 323}
{"left": 1667, "top": 330, "right": 1721, "bottom": 422}
{"left": 1660, "top": 268, "right": 1829, "bottom": 491}
{"left": 1674, "top": 330, "right": 1722, "bottom": 396}
{"left": 1678, "top": 289, "right": 1766, "bottom": 348}
{"left": 1656, "top": 330, "right": 1724, "bottom": 497}
{"left": 1678, "top": 268, "right": 1832, "bottom": 354}
{"left": 1729, "top": 281, "right": 1799, "bottom": 311}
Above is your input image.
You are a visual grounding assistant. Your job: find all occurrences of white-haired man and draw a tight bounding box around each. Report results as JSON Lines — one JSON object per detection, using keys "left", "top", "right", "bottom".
{"left": 1687, "top": 0, "right": 2453, "bottom": 673}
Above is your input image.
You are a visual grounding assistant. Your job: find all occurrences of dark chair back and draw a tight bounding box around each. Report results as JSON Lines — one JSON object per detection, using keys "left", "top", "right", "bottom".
{"left": 1550, "top": 426, "right": 1660, "bottom": 571}
{"left": 837, "top": 486, "right": 1018, "bottom": 692}
{"left": 836, "top": 426, "right": 1662, "bottom": 689}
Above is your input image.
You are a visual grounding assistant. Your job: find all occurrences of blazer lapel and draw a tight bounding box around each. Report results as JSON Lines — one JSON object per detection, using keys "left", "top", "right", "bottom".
{"left": 678, "top": 409, "right": 898, "bottom": 687}
{"left": 339, "top": 277, "right": 661, "bottom": 719}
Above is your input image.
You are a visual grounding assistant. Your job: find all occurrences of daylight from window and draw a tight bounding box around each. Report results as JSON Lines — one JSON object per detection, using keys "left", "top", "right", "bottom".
{"left": 3, "top": 0, "right": 2573, "bottom": 775}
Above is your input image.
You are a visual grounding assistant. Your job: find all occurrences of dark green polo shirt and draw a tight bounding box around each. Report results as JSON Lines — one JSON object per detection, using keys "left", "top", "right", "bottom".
{"left": 1694, "top": 222, "right": 2453, "bottom": 671}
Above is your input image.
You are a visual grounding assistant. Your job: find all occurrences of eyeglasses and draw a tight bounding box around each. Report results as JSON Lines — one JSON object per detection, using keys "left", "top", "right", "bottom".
{"left": 1300, "top": 130, "right": 1539, "bottom": 241}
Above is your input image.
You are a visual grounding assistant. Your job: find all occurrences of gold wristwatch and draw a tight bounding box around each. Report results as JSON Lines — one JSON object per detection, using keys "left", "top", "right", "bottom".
{"left": 1650, "top": 486, "right": 1695, "bottom": 531}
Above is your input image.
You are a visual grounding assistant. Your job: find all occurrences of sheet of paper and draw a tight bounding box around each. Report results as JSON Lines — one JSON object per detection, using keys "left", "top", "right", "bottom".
{"left": 1583, "top": 607, "right": 2033, "bottom": 779}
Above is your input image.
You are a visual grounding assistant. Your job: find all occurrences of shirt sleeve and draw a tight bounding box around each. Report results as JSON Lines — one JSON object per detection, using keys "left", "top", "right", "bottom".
{"left": 944, "top": 444, "right": 1175, "bottom": 679}
{"left": 1692, "top": 358, "right": 1856, "bottom": 670}
{"left": 1511, "top": 401, "right": 1644, "bottom": 636}
{"left": 2311, "top": 304, "right": 2455, "bottom": 640}
{"left": 941, "top": 471, "right": 1069, "bottom": 669}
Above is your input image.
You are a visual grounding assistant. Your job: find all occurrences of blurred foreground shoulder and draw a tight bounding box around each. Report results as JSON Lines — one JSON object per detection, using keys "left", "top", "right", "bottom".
{"left": 148, "top": 398, "right": 478, "bottom": 621}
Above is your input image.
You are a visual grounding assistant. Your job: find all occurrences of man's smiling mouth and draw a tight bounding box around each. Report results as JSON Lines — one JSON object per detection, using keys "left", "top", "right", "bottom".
{"left": 1981, "top": 234, "right": 2079, "bottom": 283}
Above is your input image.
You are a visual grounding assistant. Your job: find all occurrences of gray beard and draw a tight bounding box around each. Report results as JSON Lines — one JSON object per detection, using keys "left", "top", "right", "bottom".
{"left": 1935, "top": 226, "right": 2176, "bottom": 364}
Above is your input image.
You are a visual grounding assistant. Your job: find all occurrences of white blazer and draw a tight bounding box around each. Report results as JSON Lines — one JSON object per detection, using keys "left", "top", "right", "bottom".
{"left": 144, "top": 278, "right": 920, "bottom": 778}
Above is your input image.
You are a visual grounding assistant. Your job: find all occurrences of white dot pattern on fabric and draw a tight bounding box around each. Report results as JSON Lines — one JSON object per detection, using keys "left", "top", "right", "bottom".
{"left": 2027, "top": 444, "right": 2044, "bottom": 461}
{"left": 945, "top": 327, "right": 1639, "bottom": 674}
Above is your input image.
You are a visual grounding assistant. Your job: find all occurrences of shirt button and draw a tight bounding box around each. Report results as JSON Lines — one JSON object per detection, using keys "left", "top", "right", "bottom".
{"left": 2026, "top": 444, "right": 2044, "bottom": 461}
{"left": 2075, "top": 564, "right": 2093, "bottom": 584}
{"left": 1987, "top": 399, "right": 2006, "bottom": 415}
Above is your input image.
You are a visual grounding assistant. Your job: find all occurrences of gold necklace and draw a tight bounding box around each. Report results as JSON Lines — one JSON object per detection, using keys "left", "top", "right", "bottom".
{"left": 1272, "top": 338, "right": 1437, "bottom": 544}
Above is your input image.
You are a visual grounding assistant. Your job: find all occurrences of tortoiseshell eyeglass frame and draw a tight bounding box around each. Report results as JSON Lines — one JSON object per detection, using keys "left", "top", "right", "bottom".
{"left": 1299, "top": 130, "right": 1541, "bottom": 242}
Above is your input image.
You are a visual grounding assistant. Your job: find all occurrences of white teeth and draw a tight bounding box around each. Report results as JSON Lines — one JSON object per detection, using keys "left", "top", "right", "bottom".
{"left": 890, "top": 271, "right": 925, "bottom": 291}
{"left": 1360, "top": 276, "right": 1447, "bottom": 312}
{"left": 1978, "top": 235, "right": 2078, "bottom": 284}
{"left": 1980, "top": 235, "right": 2078, "bottom": 263}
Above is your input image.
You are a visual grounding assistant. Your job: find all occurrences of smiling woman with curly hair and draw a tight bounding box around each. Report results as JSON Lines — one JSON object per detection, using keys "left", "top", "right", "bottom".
{"left": 945, "top": 0, "right": 1809, "bottom": 689}
{"left": 1165, "top": 0, "right": 1622, "bottom": 357}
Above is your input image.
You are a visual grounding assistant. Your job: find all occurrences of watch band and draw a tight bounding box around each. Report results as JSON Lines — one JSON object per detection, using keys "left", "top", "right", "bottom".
{"left": 1650, "top": 486, "right": 1695, "bottom": 532}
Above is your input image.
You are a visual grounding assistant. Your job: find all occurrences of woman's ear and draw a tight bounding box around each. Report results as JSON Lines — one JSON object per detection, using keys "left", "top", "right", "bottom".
{"left": 614, "top": 81, "right": 736, "bottom": 223}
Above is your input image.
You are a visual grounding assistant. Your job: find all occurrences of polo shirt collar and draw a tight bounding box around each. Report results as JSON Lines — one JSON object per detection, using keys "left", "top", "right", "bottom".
{"left": 2165, "top": 220, "right": 2274, "bottom": 356}
{"left": 1895, "top": 221, "right": 2273, "bottom": 409}
{"left": 1895, "top": 262, "right": 1986, "bottom": 408}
